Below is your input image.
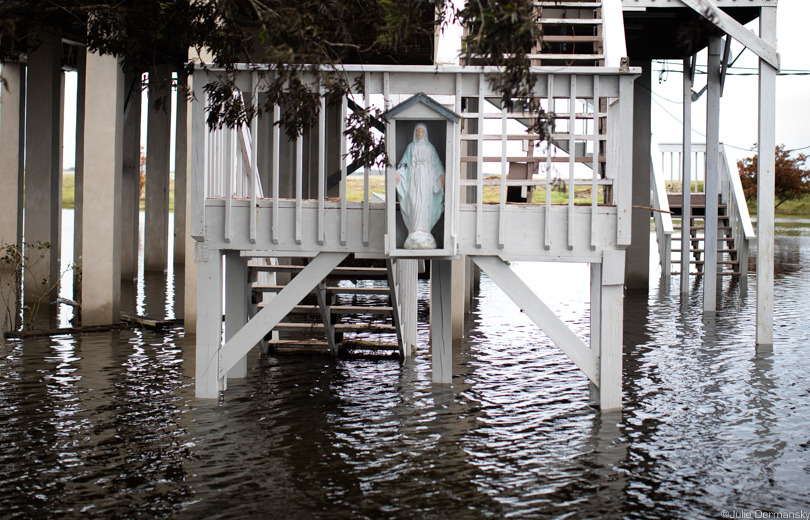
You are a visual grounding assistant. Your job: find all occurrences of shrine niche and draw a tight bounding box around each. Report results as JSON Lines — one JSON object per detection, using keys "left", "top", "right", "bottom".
{"left": 383, "top": 93, "right": 460, "bottom": 257}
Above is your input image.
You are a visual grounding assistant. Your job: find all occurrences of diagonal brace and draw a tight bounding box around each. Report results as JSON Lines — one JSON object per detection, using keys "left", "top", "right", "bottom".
{"left": 678, "top": 0, "right": 779, "bottom": 70}
{"left": 218, "top": 252, "right": 348, "bottom": 378}
{"left": 472, "top": 256, "right": 600, "bottom": 386}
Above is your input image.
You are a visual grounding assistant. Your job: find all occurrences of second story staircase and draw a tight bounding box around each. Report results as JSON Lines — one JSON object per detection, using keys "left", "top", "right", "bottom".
{"left": 651, "top": 143, "right": 755, "bottom": 278}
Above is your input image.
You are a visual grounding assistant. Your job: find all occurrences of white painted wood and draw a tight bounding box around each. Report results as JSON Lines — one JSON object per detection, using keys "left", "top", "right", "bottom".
{"left": 650, "top": 139, "right": 673, "bottom": 278}
{"left": 203, "top": 202, "right": 618, "bottom": 263}
{"left": 224, "top": 127, "right": 234, "bottom": 242}
{"left": 225, "top": 252, "right": 249, "bottom": 379}
{"left": 431, "top": 259, "right": 453, "bottom": 384}
{"left": 363, "top": 72, "right": 371, "bottom": 246}
{"left": 677, "top": 0, "right": 780, "bottom": 69}
{"left": 757, "top": 6, "right": 777, "bottom": 345}
{"left": 499, "top": 107, "right": 507, "bottom": 248}
{"left": 616, "top": 75, "right": 635, "bottom": 247}
{"left": 455, "top": 73, "right": 463, "bottom": 240}
{"left": 599, "top": 282, "right": 623, "bottom": 410}
{"left": 218, "top": 252, "right": 348, "bottom": 377}
{"left": 590, "top": 263, "right": 602, "bottom": 356}
{"left": 704, "top": 37, "right": 721, "bottom": 311}
{"left": 295, "top": 135, "right": 303, "bottom": 244}
{"left": 385, "top": 260, "right": 405, "bottom": 355}
{"left": 384, "top": 72, "right": 391, "bottom": 110}
{"left": 545, "top": 74, "right": 554, "bottom": 250}
{"left": 720, "top": 144, "right": 755, "bottom": 239}
{"left": 603, "top": 0, "right": 629, "bottom": 68}
{"left": 340, "top": 96, "right": 348, "bottom": 245}
{"left": 472, "top": 256, "right": 599, "bottom": 385}
{"left": 190, "top": 70, "right": 207, "bottom": 241}
{"left": 681, "top": 57, "right": 693, "bottom": 292}
{"left": 272, "top": 103, "right": 280, "bottom": 244}
{"left": 476, "top": 74, "right": 484, "bottom": 247}
{"left": 591, "top": 78, "right": 601, "bottom": 249}
{"left": 196, "top": 249, "right": 224, "bottom": 398}
{"left": 398, "top": 259, "right": 418, "bottom": 356}
{"left": 568, "top": 75, "right": 577, "bottom": 250}
{"left": 451, "top": 258, "right": 467, "bottom": 339}
{"left": 318, "top": 86, "right": 326, "bottom": 245}
{"left": 385, "top": 112, "right": 396, "bottom": 254}
{"left": 249, "top": 73, "right": 259, "bottom": 244}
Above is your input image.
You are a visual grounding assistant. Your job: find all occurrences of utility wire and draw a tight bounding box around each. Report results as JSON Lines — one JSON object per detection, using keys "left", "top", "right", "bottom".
{"left": 641, "top": 71, "right": 810, "bottom": 154}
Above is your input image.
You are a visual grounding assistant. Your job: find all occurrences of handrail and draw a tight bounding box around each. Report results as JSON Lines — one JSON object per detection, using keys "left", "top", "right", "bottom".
{"left": 651, "top": 140, "right": 673, "bottom": 275}
{"left": 720, "top": 144, "right": 755, "bottom": 240}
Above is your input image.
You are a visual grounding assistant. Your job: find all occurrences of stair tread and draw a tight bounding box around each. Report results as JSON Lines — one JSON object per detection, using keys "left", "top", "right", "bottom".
{"left": 274, "top": 322, "right": 397, "bottom": 332}
{"left": 284, "top": 305, "right": 393, "bottom": 314}
{"left": 254, "top": 285, "right": 391, "bottom": 295}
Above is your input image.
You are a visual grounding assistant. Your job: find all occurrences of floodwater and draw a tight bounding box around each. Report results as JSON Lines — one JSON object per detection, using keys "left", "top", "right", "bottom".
{"left": 1, "top": 215, "right": 809, "bottom": 519}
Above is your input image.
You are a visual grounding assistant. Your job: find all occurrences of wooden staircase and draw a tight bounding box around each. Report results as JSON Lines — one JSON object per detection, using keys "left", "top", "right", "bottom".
{"left": 668, "top": 193, "right": 741, "bottom": 276}
{"left": 532, "top": 1, "right": 604, "bottom": 66}
{"left": 250, "top": 260, "right": 402, "bottom": 354}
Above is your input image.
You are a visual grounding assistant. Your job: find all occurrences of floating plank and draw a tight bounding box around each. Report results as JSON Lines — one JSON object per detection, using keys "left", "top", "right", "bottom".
{"left": 120, "top": 313, "right": 183, "bottom": 329}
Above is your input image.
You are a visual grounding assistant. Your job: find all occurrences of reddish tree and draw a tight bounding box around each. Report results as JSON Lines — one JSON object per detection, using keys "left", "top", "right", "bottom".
{"left": 738, "top": 145, "right": 810, "bottom": 208}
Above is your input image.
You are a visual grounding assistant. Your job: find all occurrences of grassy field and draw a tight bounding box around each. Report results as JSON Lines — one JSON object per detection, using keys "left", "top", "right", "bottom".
{"left": 345, "top": 174, "right": 602, "bottom": 204}
{"left": 63, "top": 171, "right": 174, "bottom": 212}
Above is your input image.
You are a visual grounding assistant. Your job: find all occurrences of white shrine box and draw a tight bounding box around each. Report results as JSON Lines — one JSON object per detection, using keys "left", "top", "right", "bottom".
{"left": 383, "top": 93, "right": 460, "bottom": 258}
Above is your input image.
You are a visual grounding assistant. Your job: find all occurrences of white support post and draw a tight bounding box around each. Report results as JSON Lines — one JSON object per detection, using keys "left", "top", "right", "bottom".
{"left": 600, "top": 249, "right": 625, "bottom": 411}
{"left": 196, "top": 247, "right": 224, "bottom": 398}
{"left": 81, "top": 49, "right": 125, "bottom": 326}
{"left": 757, "top": 6, "right": 777, "bottom": 345}
{"left": 451, "top": 258, "right": 466, "bottom": 339}
{"left": 397, "top": 259, "right": 418, "bottom": 356}
{"left": 704, "top": 38, "right": 721, "bottom": 311}
{"left": 681, "top": 57, "right": 693, "bottom": 293}
{"left": 225, "top": 252, "right": 249, "bottom": 379}
{"left": 616, "top": 75, "right": 635, "bottom": 247}
{"left": 431, "top": 259, "right": 453, "bottom": 384}
{"left": 589, "top": 262, "right": 602, "bottom": 401}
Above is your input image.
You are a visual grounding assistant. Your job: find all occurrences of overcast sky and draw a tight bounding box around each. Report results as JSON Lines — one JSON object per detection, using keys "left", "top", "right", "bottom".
{"left": 56, "top": 0, "right": 809, "bottom": 173}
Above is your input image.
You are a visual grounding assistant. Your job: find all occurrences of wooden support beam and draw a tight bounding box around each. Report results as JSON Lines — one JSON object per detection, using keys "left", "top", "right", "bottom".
{"left": 225, "top": 252, "right": 249, "bottom": 378}
{"left": 681, "top": 57, "right": 693, "bottom": 294}
{"left": 431, "top": 259, "right": 453, "bottom": 384}
{"left": 677, "top": 0, "right": 780, "bottom": 70}
{"left": 704, "top": 38, "right": 721, "bottom": 312}
{"left": 756, "top": 6, "right": 777, "bottom": 345}
{"left": 218, "top": 252, "right": 348, "bottom": 378}
{"left": 397, "top": 259, "right": 418, "bottom": 356}
{"left": 599, "top": 249, "right": 625, "bottom": 411}
{"left": 196, "top": 248, "right": 224, "bottom": 398}
{"left": 472, "top": 256, "right": 599, "bottom": 385}
{"left": 190, "top": 70, "right": 206, "bottom": 241}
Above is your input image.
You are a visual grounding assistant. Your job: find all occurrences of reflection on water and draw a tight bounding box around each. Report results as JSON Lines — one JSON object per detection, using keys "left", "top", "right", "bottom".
{"left": 1, "top": 220, "right": 810, "bottom": 517}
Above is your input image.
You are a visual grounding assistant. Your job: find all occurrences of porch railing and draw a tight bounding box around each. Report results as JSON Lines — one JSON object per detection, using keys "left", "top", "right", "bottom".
{"left": 190, "top": 65, "right": 637, "bottom": 253}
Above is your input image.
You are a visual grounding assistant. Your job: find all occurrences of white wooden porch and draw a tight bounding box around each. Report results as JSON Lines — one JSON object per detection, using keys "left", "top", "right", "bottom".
{"left": 190, "top": 64, "right": 639, "bottom": 411}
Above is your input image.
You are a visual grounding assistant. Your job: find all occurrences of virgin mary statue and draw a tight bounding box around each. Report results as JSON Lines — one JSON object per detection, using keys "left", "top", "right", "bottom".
{"left": 396, "top": 123, "right": 445, "bottom": 249}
